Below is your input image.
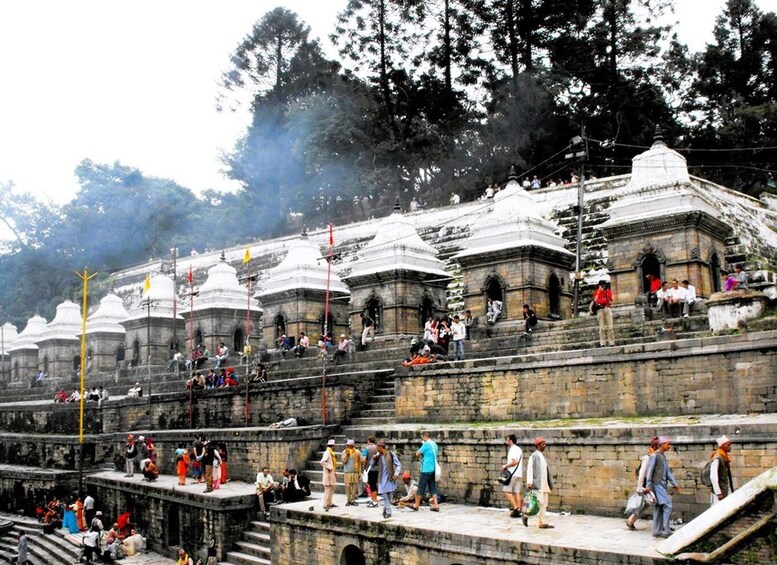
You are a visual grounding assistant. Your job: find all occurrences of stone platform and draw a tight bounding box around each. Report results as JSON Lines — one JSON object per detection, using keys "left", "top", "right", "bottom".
{"left": 272, "top": 493, "right": 670, "bottom": 564}
{"left": 87, "top": 471, "right": 258, "bottom": 561}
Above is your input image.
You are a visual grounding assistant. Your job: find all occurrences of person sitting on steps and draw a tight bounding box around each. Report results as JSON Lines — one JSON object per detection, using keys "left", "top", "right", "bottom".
{"left": 486, "top": 298, "right": 503, "bottom": 325}
{"left": 523, "top": 304, "right": 538, "bottom": 335}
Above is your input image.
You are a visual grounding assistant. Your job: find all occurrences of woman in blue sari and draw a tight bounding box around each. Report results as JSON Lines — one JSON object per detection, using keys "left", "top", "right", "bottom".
{"left": 62, "top": 501, "right": 79, "bottom": 534}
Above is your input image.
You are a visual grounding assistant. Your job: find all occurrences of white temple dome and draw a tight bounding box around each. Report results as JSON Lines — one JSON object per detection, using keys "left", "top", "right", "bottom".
{"left": 345, "top": 208, "right": 449, "bottom": 280}
{"left": 257, "top": 233, "right": 349, "bottom": 298}
{"left": 195, "top": 254, "right": 263, "bottom": 311}
{"left": 127, "top": 273, "right": 183, "bottom": 320}
{"left": 455, "top": 173, "right": 573, "bottom": 260}
{"left": 87, "top": 292, "right": 129, "bottom": 334}
{"left": 627, "top": 139, "right": 690, "bottom": 190}
{"left": 9, "top": 313, "right": 47, "bottom": 351}
{"left": 40, "top": 300, "right": 82, "bottom": 341}
{"left": 0, "top": 322, "right": 18, "bottom": 354}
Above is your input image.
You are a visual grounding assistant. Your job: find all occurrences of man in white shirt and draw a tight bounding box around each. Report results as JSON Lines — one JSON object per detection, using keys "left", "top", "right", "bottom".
{"left": 255, "top": 467, "right": 279, "bottom": 517}
{"left": 680, "top": 280, "right": 697, "bottom": 318}
{"left": 666, "top": 279, "right": 685, "bottom": 318}
{"left": 502, "top": 434, "right": 524, "bottom": 519}
{"left": 450, "top": 315, "right": 466, "bottom": 361}
{"left": 486, "top": 299, "right": 503, "bottom": 324}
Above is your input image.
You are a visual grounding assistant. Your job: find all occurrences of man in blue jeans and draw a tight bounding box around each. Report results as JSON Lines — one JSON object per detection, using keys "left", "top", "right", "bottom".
{"left": 412, "top": 431, "right": 440, "bottom": 511}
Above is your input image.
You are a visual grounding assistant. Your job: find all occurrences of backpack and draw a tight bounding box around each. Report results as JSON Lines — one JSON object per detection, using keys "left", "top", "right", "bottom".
{"left": 700, "top": 459, "right": 714, "bottom": 488}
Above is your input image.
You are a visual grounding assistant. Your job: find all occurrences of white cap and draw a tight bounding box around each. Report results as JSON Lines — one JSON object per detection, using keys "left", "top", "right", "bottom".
{"left": 717, "top": 435, "right": 731, "bottom": 447}
{"left": 327, "top": 439, "right": 336, "bottom": 446}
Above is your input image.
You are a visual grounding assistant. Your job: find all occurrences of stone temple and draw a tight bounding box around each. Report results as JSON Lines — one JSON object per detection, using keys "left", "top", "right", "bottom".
{"left": 0, "top": 140, "right": 776, "bottom": 564}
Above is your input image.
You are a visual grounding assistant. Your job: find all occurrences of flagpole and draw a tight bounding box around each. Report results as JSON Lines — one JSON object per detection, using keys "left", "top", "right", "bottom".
{"left": 239, "top": 247, "right": 253, "bottom": 426}
{"left": 322, "top": 224, "right": 334, "bottom": 426}
{"left": 75, "top": 267, "right": 98, "bottom": 496}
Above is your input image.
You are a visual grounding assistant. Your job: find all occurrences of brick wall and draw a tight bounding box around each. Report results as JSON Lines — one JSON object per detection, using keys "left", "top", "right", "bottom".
{"left": 0, "top": 434, "right": 111, "bottom": 471}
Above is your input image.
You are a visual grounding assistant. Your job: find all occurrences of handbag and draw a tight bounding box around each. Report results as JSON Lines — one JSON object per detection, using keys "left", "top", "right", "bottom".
{"left": 498, "top": 452, "right": 522, "bottom": 485}
{"left": 523, "top": 489, "right": 539, "bottom": 516}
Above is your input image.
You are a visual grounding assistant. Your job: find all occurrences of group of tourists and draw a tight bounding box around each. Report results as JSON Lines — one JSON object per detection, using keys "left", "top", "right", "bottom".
{"left": 647, "top": 275, "right": 698, "bottom": 319}
{"left": 53, "top": 386, "right": 109, "bottom": 405}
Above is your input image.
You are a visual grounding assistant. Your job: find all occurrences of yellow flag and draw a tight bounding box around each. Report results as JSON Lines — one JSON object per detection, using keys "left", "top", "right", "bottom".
{"left": 144, "top": 274, "right": 151, "bottom": 292}
{"left": 243, "top": 246, "right": 251, "bottom": 264}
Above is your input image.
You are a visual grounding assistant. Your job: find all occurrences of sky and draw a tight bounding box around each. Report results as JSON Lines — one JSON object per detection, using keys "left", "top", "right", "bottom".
{"left": 0, "top": 0, "right": 771, "bottom": 205}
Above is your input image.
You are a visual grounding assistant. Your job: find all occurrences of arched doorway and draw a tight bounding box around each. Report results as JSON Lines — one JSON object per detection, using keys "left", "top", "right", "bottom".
{"left": 710, "top": 252, "right": 722, "bottom": 293}
{"left": 640, "top": 253, "right": 661, "bottom": 293}
{"left": 484, "top": 275, "right": 505, "bottom": 317}
{"left": 194, "top": 328, "right": 203, "bottom": 348}
{"left": 365, "top": 297, "right": 382, "bottom": 333}
{"left": 43, "top": 356, "right": 50, "bottom": 375}
{"left": 115, "top": 345, "right": 125, "bottom": 364}
{"left": 340, "top": 545, "right": 366, "bottom": 565}
{"left": 320, "top": 311, "right": 335, "bottom": 339}
{"left": 548, "top": 273, "right": 562, "bottom": 318}
{"left": 420, "top": 296, "right": 435, "bottom": 330}
{"left": 131, "top": 340, "right": 140, "bottom": 366}
{"left": 166, "top": 505, "right": 180, "bottom": 547}
{"left": 233, "top": 327, "right": 245, "bottom": 354}
{"left": 13, "top": 362, "right": 18, "bottom": 381}
{"left": 274, "top": 314, "right": 286, "bottom": 339}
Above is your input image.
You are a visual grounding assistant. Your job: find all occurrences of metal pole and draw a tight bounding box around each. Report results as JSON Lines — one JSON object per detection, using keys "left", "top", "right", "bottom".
{"left": 322, "top": 224, "right": 334, "bottom": 426}
{"left": 1, "top": 323, "right": 5, "bottom": 385}
{"left": 171, "top": 247, "right": 178, "bottom": 351}
{"left": 75, "top": 267, "right": 98, "bottom": 496}
{"left": 573, "top": 166, "right": 585, "bottom": 316}
{"left": 146, "top": 300, "right": 153, "bottom": 416}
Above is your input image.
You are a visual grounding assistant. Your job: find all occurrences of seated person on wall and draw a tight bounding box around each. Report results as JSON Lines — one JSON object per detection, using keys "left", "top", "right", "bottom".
{"left": 317, "top": 334, "right": 332, "bottom": 359}
{"left": 666, "top": 279, "right": 684, "bottom": 317}
{"left": 523, "top": 304, "right": 538, "bottom": 335}
{"left": 733, "top": 264, "right": 748, "bottom": 290}
{"left": 293, "top": 332, "right": 309, "bottom": 358}
{"left": 430, "top": 341, "right": 447, "bottom": 361}
{"left": 249, "top": 362, "right": 268, "bottom": 383}
{"left": 282, "top": 469, "right": 311, "bottom": 502}
{"left": 223, "top": 368, "right": 239, "bottom": 387}
{"left": 276, "top": 335, "right": 291, "bottom": 360}
{"left": 402, "top": 341, "right": 436, "bottom": 366}
{"left": 393, "top": 472, "right": 419, "bottom": 506}
{"left": 215, "top": 369, "right": 227, "bottom": 388}
{"left": 141, "top": 458, "right": 159, "bottom": 481}
{"left": 645, "top": 273, "right": 662, "bottom": 306}
{"left": 214, "top": 342, "right": 229, "bottom": 368}
{"left": 187, "top": 372, "right": 205, "bottom": 390}
{"left": 192, "top": 345, "right": 208, "bottom": 369}
{"left": 66, "top": 389, "right": 81, "bottom": 403}
{"left": 332, "top": 334, "right": 349, "bottom": 366}
{"left": 255, "top": 466, "right": 280, "bottom": 517}
{"left": 127, "top": 382, "right": 142, "bottom": 398}
{"left": 121, "top": 529, "right": 146, "bottom": 557}
{"left": 655, "top": 281, "right": 670, "bottom": 316}
{"left": 205, "top": 369, "right": 216, "bottom": 388}
{"left": 54, "top": 388, "right": 68, "bottom": 403}
{"left": 680, "top": 280, "right": 696, "bottom": 318}
{"left": 486, "top": 298, "right": 503, "bottom": 324}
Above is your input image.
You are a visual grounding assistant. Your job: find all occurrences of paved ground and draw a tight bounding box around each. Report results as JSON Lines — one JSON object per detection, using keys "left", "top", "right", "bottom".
{"left": 282, "top": 493, "right": 672, "bottom": 562}
{"left": 88, "top": 470, "right": 257, "bottom": 499}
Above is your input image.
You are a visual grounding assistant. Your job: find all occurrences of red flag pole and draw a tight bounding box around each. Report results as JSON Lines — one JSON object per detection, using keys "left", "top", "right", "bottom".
{"left": 322, "top": 224, "right": 334, "bottom": 426}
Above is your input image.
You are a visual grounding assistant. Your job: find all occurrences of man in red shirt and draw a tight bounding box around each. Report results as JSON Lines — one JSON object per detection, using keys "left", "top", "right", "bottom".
{"left": 593, "top": 280, "right": 614, "bottom": 347}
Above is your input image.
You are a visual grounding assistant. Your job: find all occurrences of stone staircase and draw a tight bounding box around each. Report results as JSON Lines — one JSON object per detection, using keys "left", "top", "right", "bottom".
{"left": 0, "top": 517, "right": 80, "bottom": 565}
{"left": 224, "top": 517, "right": 271, "bottom": 565}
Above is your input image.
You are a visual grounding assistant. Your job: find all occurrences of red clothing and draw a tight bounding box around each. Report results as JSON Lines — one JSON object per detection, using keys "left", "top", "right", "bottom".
{"left": 648, "top": 277, "right": 661, "bottom": 293}
{"left": 593, "top": 287, "right": 613, "bottom": 307}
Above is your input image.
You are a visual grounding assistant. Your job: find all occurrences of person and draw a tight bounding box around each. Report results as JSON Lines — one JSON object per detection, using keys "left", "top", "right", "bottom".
{"left": 256, "top": 467, "right": 279, "bottom": 518}
{"left": 394, "top": 472, "right": 419, "bottom": 507}
{"left": 204, "top": 539, "right": 217, "bottom": 565}
{"left": 412, "top": 431, "right": 440, "bottom": 512}
{"left": 484, "top": 185, "right": 494, "bottom": 199}
{"left": 530, "top": 175, "right": 541, "bottom": 190}
{"left": 66, "top": 389, "right": 80, "bottom": 403}
{"left": 101, "top": 535, "right": 122, "bottom": 564}
{"left": 373, "top": 441, "right": 402, "bottom": 519}
{"left": 449, "top": 193, "right": 460, "bottom": 205}
{"left": 342, "top": 439, "right": 361, "bottom": 506}
{"left": 214, "top": 342, "right": 229, "bottom": 368}
{"left": 592, "top": 280, "right": 615, "bottom": 347}
{"left": 666, "top": 279, "right": 684, "bottom": 318}
{"left": 97, "top": 386, "right": 109, "bottom": 407}
{"left": 423, "top": 316, "right": 434, "bottom": 343}
{"left": 218, "top": 443, "right": 229, "bottom": 483}
{"left": 293, "top": 332, "right": 309, "bottom": 358}
{"left": 168, "top": 350, "right": 183, "bottom": 372}
{"left": 283, "top": 469, "right": 311, "bottom": 502}
{"left": 63, "top": 500, "right": 79, "bottom": 534}
{"left": 142, "top": 459, "right": 159, "bottom": 481}
{"left": 450, "top": 314, "right": 466, "bottom": 361}
{"left": 177, "top": 548, "right": 194, "bottom": 565}
{"left": 486, "top": 298, "right": 503, "bottom": 325}
{"left": 362, "top": 436, "right": 380, "bottom": 508}
{"left": 212, "top": 443, "right": 223, "bottom": 489}
{"left": 83, "top": 492, "right": 95, "bottom": 525}
{"left": 121, "top": 529, "right": 145, "bottom": 557}
{"left": 54, "top": 388, "right": 68, "bottom": 403}
{"left": 17, "top": 532, "right": 28, "bottom": 564}
{"left": 144, "top": 436, "right": 156, "bottom": 462}
{"left": 192, "top": 435, "right": 205, "bottom": 484}
{"left": 733, "top": 264, "right": 748, "bottom": 290}
{"left": 321, "top": 438, "right": 338, "bottom": 510}
{"left": 709, "top": 435, "right": 734, "bottom": 505}
{"left": 203, "top": 441, "right": 217, "bottom": 492}
{"left": 655, "top": 281, "right": 670, "bottom": 317}
{"left": 522, "top": 177, "right": 531, "bottom": 189}
{"left": 626, "top": 437, "right": 659, "bottom": 530}
{"left": 360, "top": 312, "right": 375, "bottom": 348}
{"left": 250, "top": 362, "right": 268, "bottom": 383}
{"left": 90, "top": 510, "right": 104, "bottom": 534}
{"left": 645, "top": 273, "right": 662, "bottom": 306}
{"left": 82, "top": 525, "right": 100, "bottom": 563}
{"left": 437, "top": 319, "right": 451, "bottom": 354}
{"left": 645, "top": 436, "right": 681, "bottom": 538}
{"left": 463, "top": 310, "right": 473, "bottom": 340}
{"left": 176, "top": 444, "right": 189, "bottom": 486}
{"left": 723, "top": 270, "right": 739, "bottom": 292}
{"left": 524, "top": 436, "right": 553, "bottom": 529}
{"left": 223, "top": 369, "right": 239, "bottom": 387}
{"left": 333, "top": 334, "right": 349, "bottom": 367}
{"left": 127, "top": 382, "right": 142, "bottom": 397}
{"left": 191, "top": 345, "right": 206, "bottom": 369}
{"left": 680, "top": 280, "right": 697, "bottom": 318}
{"left": 124, "top": 434, "right": 138, "bottom": 477}
{"left": 502, "top": 434, "right": 524, "bottom": 519}
{"left": 275, "top": 335, "right": 291, "bottom": 360}
{"left": 522, "top": 304, "right": 538, "bottom": 335}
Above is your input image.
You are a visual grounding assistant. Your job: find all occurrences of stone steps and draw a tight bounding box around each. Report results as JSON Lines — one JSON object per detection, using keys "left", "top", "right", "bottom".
{"left": 224, "top": 518, "right": 271, "bottom": 565}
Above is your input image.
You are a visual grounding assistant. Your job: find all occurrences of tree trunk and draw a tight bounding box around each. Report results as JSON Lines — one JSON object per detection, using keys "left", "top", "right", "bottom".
{"left": 276, "top": 33, "right": 283, "bottom": 91}
{"left": 520, "top": 0, "right": 533, "bottom": 71}
{"left": 444, "top": 0, "right": 452, "bottom": 93}
{"left": 505, "top": 0, "right": 520, "bottom": 81}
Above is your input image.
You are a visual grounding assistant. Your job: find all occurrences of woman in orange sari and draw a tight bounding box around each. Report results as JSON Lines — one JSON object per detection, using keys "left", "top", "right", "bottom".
{"left": 74, "top": 497, "right": 87, "bottom": 531}
{"left": 175, "top": 444, "right": 189, "bottom": 486}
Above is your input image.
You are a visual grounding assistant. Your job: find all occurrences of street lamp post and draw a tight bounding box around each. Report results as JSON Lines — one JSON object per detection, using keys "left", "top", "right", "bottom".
{"left": 170, "top": 247, "right": 178, "bottom": 352}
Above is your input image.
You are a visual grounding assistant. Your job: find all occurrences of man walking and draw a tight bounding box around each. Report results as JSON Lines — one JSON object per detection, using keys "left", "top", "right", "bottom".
{"left": 124, "top": 434, "right": 138, "bottom": 477}
{"left": 412, "top": 431, "right": 440, "bottom": 512}
{"left": 342, "top": 439, "right": 361, "bottom": 506}
{"left": 203, "top": 441, "right": 217, "bottom": 493}
{"left": 645, "top": 436, "right": 681, "bottom": 538}
{"left": 593, "top": 280, "right": 614, "bottom": 346}
{"left": 321, "top": 438, "right": 338, "bottom": 510}
{"left": 709, "top": 435, "right": 734, "bottom": 505}
{"left": 362, "top": 436, "right": 380, "bottom": 508}
{"left": 626, "top": 436, "right": 659, "bottom": 530}
{"left": 373, "top": 441, "right": 402, "bottom": 519}
{"left": 524, "top": 436, "right": 553, "bottom": 529}
{"left": 502, "top": 434, "right": 523, "bottom": 518}
{"left": 450, "top": 315, "right": 466, "bottom": 361}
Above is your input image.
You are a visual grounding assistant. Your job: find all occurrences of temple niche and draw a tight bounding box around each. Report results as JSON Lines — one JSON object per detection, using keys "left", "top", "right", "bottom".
{"left": 86, "top": 291, "right": 130, "bottom": 372}
{"left": 343, "top": 205, "right": 451, "bottom": 336}
{"left": 454, "top": 170, "right": 574, "bottom": 322}
{"left": 191, "top": 252, "right": 263, "bottom": 357}
{"left": 36, "top": 300, "right": 82, "bottom": 381}
{"left": 601, "top": 138, "right": 732, "bottom": 305}
{"left": 8, "top": 313, "right": 47, "bottom": 385}
{"left": 256, "top": 231, "right": 348, "bottom": 348}
{"left": 0, "top": 322, "right": 18, "bottom": 385}
{"left": 122, "top": 273, "right": 185, "bottom": 365}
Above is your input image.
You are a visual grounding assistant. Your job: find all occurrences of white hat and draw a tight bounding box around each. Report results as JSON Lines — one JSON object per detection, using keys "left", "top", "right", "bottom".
{"left": 138, "top": 436, "right": 144, "bottom": 442}
{"left": 346, "top": 439, "right": 355, "bottom": 446}
{"left": 327, "top": 439, "right": 336, "bottom": 446}
{"left": 717, "top": 435, "right": 731, "bottom": 447}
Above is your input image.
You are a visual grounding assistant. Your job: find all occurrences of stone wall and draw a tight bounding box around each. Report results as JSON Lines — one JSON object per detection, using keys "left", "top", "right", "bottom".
{"left": 373, "top": 421, "right": 777, "bottom": 521}
{"left": 0, "top": 434, "right": 111, "bottom": 471}
{"left": 109, "top": 427, "right": 325, "bottom": 482}
{"left": 396, "top": 332, "right": 777, "bottom": 422}
{"left": 0, "top": 466, "right": 78, "bottom": 516}
{"left": 261, "top": 289, "right": 350, "bottom": 349}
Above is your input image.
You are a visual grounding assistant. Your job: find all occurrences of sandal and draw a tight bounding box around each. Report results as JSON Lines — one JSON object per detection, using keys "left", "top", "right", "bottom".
{"left": 430, "top": 507, "right": 440, "bottom": 512}
{"left": 539, "top": 524, "right": 555, "bottom": 529}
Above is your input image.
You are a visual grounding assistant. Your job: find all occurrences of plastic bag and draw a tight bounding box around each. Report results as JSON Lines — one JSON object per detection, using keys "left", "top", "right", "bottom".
{"left": 435, "top": 462, "right": 442, "bottom": 483}
{"left": 523, "top": 489, "right": 539, "bottom": 516}
{"left": 624, "top": 492, "right": 646, "bottom": 516}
